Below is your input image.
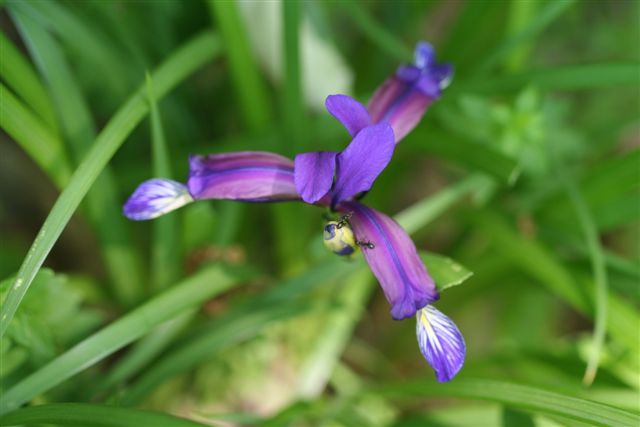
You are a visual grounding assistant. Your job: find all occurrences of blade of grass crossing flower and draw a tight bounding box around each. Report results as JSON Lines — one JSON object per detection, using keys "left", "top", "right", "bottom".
{"left": 559, "top": 173, "right": 609, "bottom": 385}
{"left": 207, "top": 0, "right": 270, "bottom": 131}
{"left": 371, "top": 378, "right": 639, "bottom": 427}
{"left": 0, "top": 403, "right": 212, "bottom": 427}
{"left": 0, "top": 83, "right": 71, "bottom": 188}
{"left": 455, "top": 63, "right": 640, "bottom": 94}
{"left": 475, "top": 0, "right": 575, "bottom": 74}
{"left": 340, "top": 1, "right": 412, "bottom": 62}
{"left": 11, "top": 6, "right": 145, "bottom": 305}
{"left": 147, "top": 74, "right": 181, "bottom": 293}
{"left": 0, "top": 31, "right": 222, "bottom": 340}
{"left": 0, "top": 266, "right": 238, "bottom": 415}
{"left": 0, "top": 32, "right": 58, "bottom": 132}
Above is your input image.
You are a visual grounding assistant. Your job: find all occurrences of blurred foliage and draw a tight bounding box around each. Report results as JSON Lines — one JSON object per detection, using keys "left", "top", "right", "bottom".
{"left": 0, "top": 0, "right": 639, "bottom": 426}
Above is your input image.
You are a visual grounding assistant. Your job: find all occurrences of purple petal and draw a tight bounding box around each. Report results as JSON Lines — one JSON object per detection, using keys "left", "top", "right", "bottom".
{"left": 414, "top": 42, "right": 435, "bottom": 69}
{"left": 294, "top": 151, "right": 337, "bottom": 204}
{"left": 187, "top": 151, "right": 299, "bottom": 202}
{"left": 341, "top": 202, "right": 439, "bottom": 320}
{"left": 416, "top": 305, "right": 466, "bottom": 382}
{"left": 325, "top": 94, "right": 371, "bottom": 137}
{"left": 332, "top": 123, "right": 395, "bottom": 205}
{"left": 123, "top": 178, "right": 193, "bottom": 220}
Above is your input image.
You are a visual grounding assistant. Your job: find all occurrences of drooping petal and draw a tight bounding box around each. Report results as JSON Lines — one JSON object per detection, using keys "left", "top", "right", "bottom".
{"left": 294, "top": 151, "right": 337, "bottom": 204}
{"left": 416, "top": 305, "right": 466, "bottom": 382}
{"left": 341, "top": 202, "right": 439, "bottom": 320}
{"left": 367, "top": 41, "right": 453, "bottom": 143}
{"left": 332, "top": 123, "right": 395, "bottom": 205}
{"left": 123, "top": 178, "right": 193, "bottom": 220}
{"left": 325, "top": 94, "right": 371, "bottom": 137}
{"left": 187, "top": 151, "right": 299, "bottom": 202}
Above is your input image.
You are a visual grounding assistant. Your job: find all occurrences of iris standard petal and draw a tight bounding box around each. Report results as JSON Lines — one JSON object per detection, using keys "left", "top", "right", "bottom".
{"left": 123, "top": 178, "right": 193, "bottom": 220}
{"left": 416, "top": 305, "right": 466, "bottom": 382}
{"left": 294, "top": 151, "right": 338, "bottom": 204}
{"left": 325, "top": 94, "right": 371, "bottom": 137}
{"left": 187, "top": 151, "right": 299, "bottom": 202}
{"left": 414, "top": 41, "right": 435, "bottom": 69}
{"left": 331, "top": 123, "right": 395, "bottom": 205}
{"left": 341, "top": 202, "right": 439, "bottom": 320}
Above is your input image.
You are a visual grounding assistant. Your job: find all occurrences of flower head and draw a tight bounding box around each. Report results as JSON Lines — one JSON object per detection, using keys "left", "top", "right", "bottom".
{"left": 123, "top": 40, "right": 464, "bottom": 381}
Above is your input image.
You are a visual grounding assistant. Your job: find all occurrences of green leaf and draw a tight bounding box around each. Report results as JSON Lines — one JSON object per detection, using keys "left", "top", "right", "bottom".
{"left": 372, "top": 378, "right": 640, "bottom": 427}
{"left": 0, "top": 31, "right": 221, "bottom": 341}
{"left": 0, "top": 31, "right": 58, "bottom": 132}
{"left": 10, "top": 4, "right": 145, "bottom": 305}
{"left": 456, "top": 63, "right": 640, "bottom": 94}
{"left": 0, "top": 266, "right": 239, "bottom": 415}
{"left": 0, "top": 403, "right": 211, "bottom": 427}
{"left": 207, "top": 0, "right": 271, "bottom": 131}
{"left": 0, "top": 83, "right": 71, "bottom": 188}
{"left": 422, "top": 253, "right": 473, "bottom": 292}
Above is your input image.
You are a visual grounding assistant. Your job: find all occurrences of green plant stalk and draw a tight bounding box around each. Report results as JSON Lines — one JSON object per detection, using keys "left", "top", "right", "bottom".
{"left": 0, "top": 84, "right": 71, "bottom": 188}
{"left": 0, "top": 31, "right": 222, "bottom": 340}
{"left": 0, "top": 32, "right": 59, "bottom": 133}
{"left": 0, "top": 266, "right": 237, "bottom": 415}
{"left": 147, "top": 74, "right": 181, "bottom": 293}
{"left": 282, "top": 0, "right": 305, "bottom": 154}
{"left": 505, "top": 0, "right": 537, "bottom": 72}
{"left": 11, "top": 6, "right": 145, "bottom": 305}
{"left": 561, "top": 175, "right": 609, "bottom": 386}
{"left": 207, "top": 0, "right": 271, "bottom": 131}
{"left": 370, "top": 378, "right": 639, "bottom": 427}
{"left": 0, "top": 403, "right": 212, "bottom": 427}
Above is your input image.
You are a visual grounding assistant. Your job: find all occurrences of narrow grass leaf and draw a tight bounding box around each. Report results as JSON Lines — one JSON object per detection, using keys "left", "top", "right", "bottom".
{"left": 372, "top": 378, "right": 639, "bottom": 427}
{"left": 0, "top": 31, "right": 222, "bottom": 340}
{"left": 11, "top": 5, "right": 145, "bottom": 305}
{"left": 0, "top": 266, "right": 238, "bottom": 415}
{"left": 147, "top": 74, "right": 181, "bottom": 293}
{"left": 207, "top": 0, "right": 271, "bottom": 131}
{"left": 282, "top": 0, "right": 306, "bottom": 154}
{"left": 475, "top": 0, "right": 576, "bottom": 73}
{"left": 0, "top": 403, "right": 211, "bottom": 427}
{"left": 0, "top": 31, "right": 58, "bottom": 132}
{"left": 0, "top": 83, "right": 71, "bottom": 188}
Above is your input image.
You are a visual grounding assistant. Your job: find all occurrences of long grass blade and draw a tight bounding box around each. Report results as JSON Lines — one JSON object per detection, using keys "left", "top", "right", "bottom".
{"left": 0, "top": 266, "right": 238, "bottom": 415}
{"left": 0, "top": 83, "right": 71, "bottom": 188}
{"left": 11, "top": 5, "right": 145, "bottom": 305}
{"left": 0, "top": 403, "right": 211, "bottom": 427}
{"left": 0, "top": 31, "right": 222, "bottom": 340}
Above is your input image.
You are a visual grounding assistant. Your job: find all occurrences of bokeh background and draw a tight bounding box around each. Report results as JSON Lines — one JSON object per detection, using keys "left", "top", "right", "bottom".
{"left": 1, "top": 1, "right": 638, "bottom": 426}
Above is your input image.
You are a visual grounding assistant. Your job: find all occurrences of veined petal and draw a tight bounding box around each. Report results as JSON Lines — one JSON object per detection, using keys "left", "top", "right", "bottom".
{"left": 416, "top": 305, "right": 466, "bottom": 382}
{"left": 123, "top": 178, "right": 193, "bottom": 220}
{"left": 294, "top": 151, "right": 337, "bottom": 204}
{"left": 325, "top": 94, "right": 371, "bottom": 137}
{"left": 187, "top": 151, "right": 299, "bottom": 202}
{"left": 341, "top": 202, "right": 439, "bottom": 320}
{"left": 332, "top": 123, "right": 395, "bottom": 205}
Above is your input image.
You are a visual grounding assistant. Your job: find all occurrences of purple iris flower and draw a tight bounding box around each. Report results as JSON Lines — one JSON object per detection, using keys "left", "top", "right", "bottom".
{"left": 123, "top": 41, "right": 464, "bottom": 382}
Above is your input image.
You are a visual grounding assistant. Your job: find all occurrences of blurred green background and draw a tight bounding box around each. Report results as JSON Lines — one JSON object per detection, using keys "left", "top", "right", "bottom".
{"left": 0, "top": 0, "right": 638, "bottom": 426}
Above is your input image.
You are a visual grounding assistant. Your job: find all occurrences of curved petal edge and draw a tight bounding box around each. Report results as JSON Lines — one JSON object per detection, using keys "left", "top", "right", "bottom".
{"left": 123, "top": 178, "right": 193, "bottom": 220}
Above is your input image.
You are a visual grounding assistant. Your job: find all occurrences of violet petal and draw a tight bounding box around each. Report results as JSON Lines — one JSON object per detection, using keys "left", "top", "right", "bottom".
{"left": 294, "top": 151, "right": 338, "bottom": 204}
{"left": 188, "top": 151, "right": 299, "bottom": 202}
{"left": 414, "top": 41, "right": 435, "bottom": 69}
{"left": 416, "top": 305, "right": 466, "bottom": 382}
{"left": 325, "top": 94, "right": 371, "bottom": 137}
{"left": 123, "top": 178, "right": 193, "bottom": 220}
{"left": 332, "top": 123, "right": 395, "bottom": 205}
{"left": 341, "top": 202, "right": 439, "bottom": 320}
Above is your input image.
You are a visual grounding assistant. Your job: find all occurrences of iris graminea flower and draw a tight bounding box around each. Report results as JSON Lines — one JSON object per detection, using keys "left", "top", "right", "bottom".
{"left": 123, "top": 42, "right": 465, "bottom": 382}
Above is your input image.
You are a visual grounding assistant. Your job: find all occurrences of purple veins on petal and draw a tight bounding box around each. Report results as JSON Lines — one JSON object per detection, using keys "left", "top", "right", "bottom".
{"left": 342, "top": 201, "right": 439, "bottom": 320}
{"left": 332, "top": 123, "right": 395, "bottom": 205}
{"left": 416, "top": 305, "right": 466, "bottom": 382}
{"left": 123, "top": 178, "right": 193, "bottom": 221}
{"left": 187, "top": 151, "right": 300, "bottom": 202}
{"left": 294, "top": 151, "right": 338, "bottom": 204}
{"left": 325, "top": 94, "right": 371, "bottom": 137}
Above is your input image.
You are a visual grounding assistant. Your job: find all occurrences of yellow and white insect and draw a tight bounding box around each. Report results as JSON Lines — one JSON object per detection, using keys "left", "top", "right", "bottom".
{"left": 323, "top": 213, "right": 374, "bottom": 256}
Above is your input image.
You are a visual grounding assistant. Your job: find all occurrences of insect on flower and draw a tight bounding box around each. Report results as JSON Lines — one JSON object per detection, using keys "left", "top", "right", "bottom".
{"left": 123, "top": 41, "right": 465, "bottom": 382}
